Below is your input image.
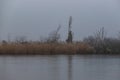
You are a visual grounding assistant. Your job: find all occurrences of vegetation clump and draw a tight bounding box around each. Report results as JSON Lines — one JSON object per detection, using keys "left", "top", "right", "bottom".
{"left": 0, "top": 42, "right": 95, "bottom": 55}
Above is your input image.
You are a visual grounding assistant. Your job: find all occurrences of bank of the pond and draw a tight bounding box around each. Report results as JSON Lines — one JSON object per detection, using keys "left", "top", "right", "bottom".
{"left": 0, "top": 43, "right": 95, "bottom": 55}
{"left": 0, "top": 43, "right": 120, "bottom": 55}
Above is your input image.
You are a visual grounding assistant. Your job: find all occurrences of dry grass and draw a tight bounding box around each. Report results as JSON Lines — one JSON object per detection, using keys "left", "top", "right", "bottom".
{"left": 0, "top": 43, "right": 95, "bottom": 55}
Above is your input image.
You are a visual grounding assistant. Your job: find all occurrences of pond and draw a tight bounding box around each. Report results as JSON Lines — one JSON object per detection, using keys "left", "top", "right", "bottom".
{"left": 0, "top": 55, "right": 120, "bottom": 80}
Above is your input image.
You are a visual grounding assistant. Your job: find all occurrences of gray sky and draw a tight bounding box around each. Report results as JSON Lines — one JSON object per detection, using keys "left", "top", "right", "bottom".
{"left": 1, "top": 0, "right": 120, "bottom": 41}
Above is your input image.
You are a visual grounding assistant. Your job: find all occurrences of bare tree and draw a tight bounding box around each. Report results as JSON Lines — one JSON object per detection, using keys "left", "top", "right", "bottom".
{"left": 83, "top": 36, "right": 96, "bottom": 46}
{"left": 94, "top": 27, "right": 106, "bottom": 47}
{"left": 84, "top": 27, "right": 107, "bottom": 53}
{"left": 66, "top": 16, "right": 73, "bottom": 43}
{"left": 15, "top": 36, "right": 27, "bottom": 44}
{"left": 47, "top": 25, "right": 61, "bottom": 43}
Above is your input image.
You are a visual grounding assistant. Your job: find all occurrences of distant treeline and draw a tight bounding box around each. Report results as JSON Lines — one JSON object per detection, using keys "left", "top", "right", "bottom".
{"left": 84, "top": 27, "right": 120, "bottom": 54}
{"left": 0, "top": 27, "right": 120, "bottom": 55}
{"left": 1, "top": 16, "right": 120, "bottom": 55}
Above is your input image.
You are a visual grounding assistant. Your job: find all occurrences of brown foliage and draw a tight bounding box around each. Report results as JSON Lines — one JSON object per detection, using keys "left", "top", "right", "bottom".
{"left": 0, "top": 43, "right": 95, "bottom": 55}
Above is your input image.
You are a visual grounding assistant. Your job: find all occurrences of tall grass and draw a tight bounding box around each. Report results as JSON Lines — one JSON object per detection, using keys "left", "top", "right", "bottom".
{"left": 0, "top": 42, "right": 95, "bottom": 55}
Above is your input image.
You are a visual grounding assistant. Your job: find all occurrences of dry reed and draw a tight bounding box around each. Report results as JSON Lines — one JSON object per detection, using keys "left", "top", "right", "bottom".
{"left": 0, "top": 43, "right": 95, "bottom": 55}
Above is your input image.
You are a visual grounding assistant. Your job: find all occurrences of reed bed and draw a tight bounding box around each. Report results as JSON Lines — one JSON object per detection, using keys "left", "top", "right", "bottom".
{"left": 0, "top": 43, "right": 95, "bottom": 55}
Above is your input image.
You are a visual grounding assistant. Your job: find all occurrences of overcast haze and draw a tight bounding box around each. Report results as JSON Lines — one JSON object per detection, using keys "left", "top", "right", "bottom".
{"left": 0, "top": 0, "right": 120, "bottom": 41}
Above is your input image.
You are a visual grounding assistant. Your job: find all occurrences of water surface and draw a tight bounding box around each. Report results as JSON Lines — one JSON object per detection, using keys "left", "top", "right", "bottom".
{"left": 0, "top": 55, "right": 120, "bottom": 80}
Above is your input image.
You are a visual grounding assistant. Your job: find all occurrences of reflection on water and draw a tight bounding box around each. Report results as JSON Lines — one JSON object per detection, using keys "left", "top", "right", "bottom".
{"left": 68, "top": 56, "right": 72, "bottom": 80}
{"left": 0, "top": 55, "right": 120, "bottom": 80}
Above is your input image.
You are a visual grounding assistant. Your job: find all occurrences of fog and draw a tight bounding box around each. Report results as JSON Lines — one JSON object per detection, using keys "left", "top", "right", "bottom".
{"left": 1, "top": 0, "right": 120, "bottom": 41}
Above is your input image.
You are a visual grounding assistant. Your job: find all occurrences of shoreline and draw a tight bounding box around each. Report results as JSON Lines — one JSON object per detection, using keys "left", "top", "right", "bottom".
{"left": 0, "top": 42, "right": 119, "bottom": 55}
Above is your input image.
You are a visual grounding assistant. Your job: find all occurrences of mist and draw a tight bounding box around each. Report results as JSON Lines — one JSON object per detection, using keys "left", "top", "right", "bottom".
{"left": 1, "top": 0, "right": 120, "bottom": 41}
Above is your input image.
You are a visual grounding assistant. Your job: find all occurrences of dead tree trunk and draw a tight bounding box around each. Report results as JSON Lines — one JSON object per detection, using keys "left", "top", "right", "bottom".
{"left": 66, "top": 16, "right": 73, "bottom": 43}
